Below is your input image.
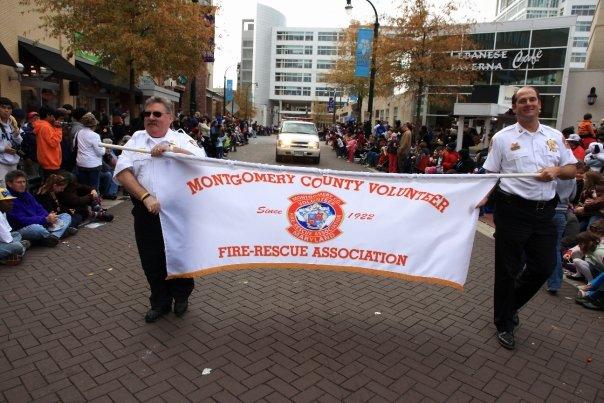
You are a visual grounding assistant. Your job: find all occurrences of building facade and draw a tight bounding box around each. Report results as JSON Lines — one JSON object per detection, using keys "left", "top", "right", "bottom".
{"left": 495, "top": 0, "right": 597, "bottom": 68}
{"left": 424, "top": 16, "right": 576, "bottom": 132}
{"left": 268, "top": 27, "right": 344, "bottom": 126}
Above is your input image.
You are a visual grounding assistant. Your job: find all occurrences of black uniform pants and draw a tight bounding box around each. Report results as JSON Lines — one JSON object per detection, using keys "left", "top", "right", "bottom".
{"left": 493, "top": 189, "right": 557, "bottom": 333}
{"left": 132, "top": 201, "right": 194, "bottom": 310}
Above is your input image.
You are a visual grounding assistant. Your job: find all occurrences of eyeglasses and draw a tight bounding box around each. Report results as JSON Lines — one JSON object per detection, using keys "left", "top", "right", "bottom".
{"left": 143, "top": 111, "right": 165, "bottom": 118}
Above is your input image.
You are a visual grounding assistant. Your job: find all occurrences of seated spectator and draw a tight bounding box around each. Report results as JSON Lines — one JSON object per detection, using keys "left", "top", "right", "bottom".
{"left": 0, "top": 187, "right": 29, "bottom": 265}
{"left": 442, "top": 143, "right": 460, "bottom": 171}
{"left": 567, "top": 231, "right": 604, "bottom": 282}
{"left": 35, "top": 174, "right": 82, "bottom": 229}
{"left": 415, "top": 142, "right": 431, "bottom": 173}
{"left": 450, "top": 149, "right": 476, "bottom": 173}
{"left": 347, "top": 135, "right": 357, "bottom": 163}
{"left": 566, "top": 133, "right": 585, "bottom": 162}
{"left": 584, "top": 141, "right": 604, "bottom": 172}
{"left": 574, "top": 171, "right": 604, "bottom": 230}
{"left": 576, "top": 271, "right": 604, "bottom": 310}
{"left": 5, "top": 170, "right": 74, "bottom": 246}
{"left": 425, "top": 146, "right": 445, "bottom": 174}
{"left": 59, "top": 173, "right": 113, "bottom": 222}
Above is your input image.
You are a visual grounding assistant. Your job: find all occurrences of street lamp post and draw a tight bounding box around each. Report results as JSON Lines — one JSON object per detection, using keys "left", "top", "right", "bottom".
{"left": 222, "top": 64, "right": 237, "bottom": 118}
{"left": 345, "top": 0, "right": 379, "bottom": 125}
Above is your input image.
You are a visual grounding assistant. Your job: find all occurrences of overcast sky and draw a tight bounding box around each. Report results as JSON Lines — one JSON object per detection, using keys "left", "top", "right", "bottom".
{"left": 212, "top": 0, "right": 497, "bottom": 88}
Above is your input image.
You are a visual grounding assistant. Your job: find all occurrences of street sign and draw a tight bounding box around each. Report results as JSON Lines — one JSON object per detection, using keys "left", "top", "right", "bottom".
{"left": 226, "top": 80, "right": 233, "bottom": 102}
{"left": 327, "top": 97, "right": 335, "bottom": 113}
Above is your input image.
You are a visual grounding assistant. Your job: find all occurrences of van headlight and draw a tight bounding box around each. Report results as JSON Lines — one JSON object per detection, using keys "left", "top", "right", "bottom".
{"left": 278, "top": 139, "right": 291, "bottom": 147}
{"left": 310, "top": 141, "right": 320, "bottom": 149}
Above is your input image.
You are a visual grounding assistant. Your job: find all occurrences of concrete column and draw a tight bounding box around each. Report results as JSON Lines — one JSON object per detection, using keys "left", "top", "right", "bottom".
{"left": 456, "top": 116, "right": 464, "bottom": 151}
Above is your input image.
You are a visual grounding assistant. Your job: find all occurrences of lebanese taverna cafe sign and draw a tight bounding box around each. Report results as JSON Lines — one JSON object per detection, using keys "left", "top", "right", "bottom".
{"left": 451, "top": 49, "right": 543, "bottom": 71}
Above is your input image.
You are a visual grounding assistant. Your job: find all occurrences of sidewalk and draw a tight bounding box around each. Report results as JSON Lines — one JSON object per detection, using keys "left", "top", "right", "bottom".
{"left": 1, "top": 201, "right": 602, "bottom": 401}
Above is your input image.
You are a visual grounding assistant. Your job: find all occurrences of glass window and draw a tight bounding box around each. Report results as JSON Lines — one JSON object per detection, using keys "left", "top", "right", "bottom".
{"left": 318, "top": 32, "right": 343, "bottom": 42}
{"left": 240, "top": 60, "right": 252, "bottom": 69}
{"left": 315, "top": 87, "right": 342, "bottom": 97}
{"left": 530, "top": 28, "right": 569, "bottom": 47}
{"left": 317, "top": 46, "right": 338, "bottom": 56}
{"left": 276, "top": 31, "right": 314, "bottom": 41}
{"left": 526, "top": 70, "right": 563, "bottom": 85}
{"left": 492, "top": 70, "right": 526, "bottom": 85}
{"left": 275, "top": 72, "right": 312, "bottom": 82}
{"left": 466, "top": 33, "right": 495, "bottom": 50}
{"left": 276, "top": 45, "right": 313, "bottom": 55}
{"left": 571, "top": 52, "right": 586, "bottom": 63}
{"left": 427, "top": 94, "right": 456, "bottom": 115}
{"left": 274, "top": 86, "right": 311, "bottom": 96}
{"left": 242, "top": 49, "right": 253, "bottom": 58}
{"left": 242, "top": 40, "right": 253, "bottom": 48}
{"left": 317, "top": 60, "right": 335, "bottom": 69}
{"left": 540, "top": 95, "right": 560, "bottom": 118}
{"left": 495, "top": 31, "right": 530, "bottom": 49}
{"left": 571, "top": 5, "right": 596, "bottom": 16}
{"left": 576, "top": 21, "right": 592, "bottom": 32}
{"left": 275, "top": 59, "right": 312, "bottom": 69}
{"left": 530, "top": 48, "right": 566, "bottom": 69}
{"left": 573, "top": 38, "right": 588, "bottom": 48}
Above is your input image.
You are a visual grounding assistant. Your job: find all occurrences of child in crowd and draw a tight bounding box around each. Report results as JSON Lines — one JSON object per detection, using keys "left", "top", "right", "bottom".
{"left": 347, "top": 135, "right": 357, "bottom": 163}
{"left": 566, "top": 231, "right": 604, "bottom": 282}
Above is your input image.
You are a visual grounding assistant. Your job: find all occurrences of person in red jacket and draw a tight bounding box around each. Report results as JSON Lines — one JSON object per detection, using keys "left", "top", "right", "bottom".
{"left": 33, "top": 106, "right": 63, "bottom": 179}
{"left": 567, "top": 133, "right": 586, "bottom": 161}
{"left": 442, "top": 142, "right": 460, "bottom": 172}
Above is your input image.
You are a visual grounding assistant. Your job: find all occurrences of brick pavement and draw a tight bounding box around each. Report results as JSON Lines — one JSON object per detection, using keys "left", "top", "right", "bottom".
{"left": 1, "top": 201, "right": 603, "bottom": 402}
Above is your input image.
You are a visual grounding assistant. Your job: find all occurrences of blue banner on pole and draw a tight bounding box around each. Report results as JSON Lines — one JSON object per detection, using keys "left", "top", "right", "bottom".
{"left": 355, "top": 28, "right": 373, "bottom": 78}
{"left": 226, "top": 80, "right": 233, "bottom": 102}
{"left": 327, "top": 97, "right": 335, "bottom": 113}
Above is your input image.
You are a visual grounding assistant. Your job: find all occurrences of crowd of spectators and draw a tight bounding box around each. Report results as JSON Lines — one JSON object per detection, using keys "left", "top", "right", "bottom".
{"left": 0, "top": 95, "right": 271, "bottom": 266}
{"left": 0, "top": 97, "right": 122, "bottom": 265}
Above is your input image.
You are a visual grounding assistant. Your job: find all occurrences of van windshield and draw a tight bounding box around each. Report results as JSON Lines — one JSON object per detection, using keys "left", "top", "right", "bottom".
{"left": 281, "top": 122, "right": 317, "bottom": 135}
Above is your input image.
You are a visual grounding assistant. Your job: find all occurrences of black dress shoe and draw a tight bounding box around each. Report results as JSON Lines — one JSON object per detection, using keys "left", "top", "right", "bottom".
{"left": 496, "top": 331, "right": 515, "bottom": 350}
{"left": 174, "top": 300, "right": 189, "bottom": 317}
{"left": 144, "top": 306, "right": 171, "bottom": 323}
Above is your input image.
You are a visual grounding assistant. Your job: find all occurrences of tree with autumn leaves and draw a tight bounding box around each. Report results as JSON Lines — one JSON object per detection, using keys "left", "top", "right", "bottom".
{"left": 21, "top": 0, "right": 215, "bottom": 115}
{"left": 383, "top": 0, "right": 477, "bottom": 128}
{"left": 327, "top": 0, "right": 477, "bottom": 128}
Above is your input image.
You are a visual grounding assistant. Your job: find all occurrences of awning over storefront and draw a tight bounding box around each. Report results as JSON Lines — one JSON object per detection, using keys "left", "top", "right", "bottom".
{"left": 19, "top": 41, "right": 88, "bottom": 81}
{"left": 138, "top": 76, "right": 180, "bottom": 103}
{"left": 0, "top": 41, "right": 16, "bottom": 68}
{"left": 75, "top": 59, "right": 135, "bottom": 93}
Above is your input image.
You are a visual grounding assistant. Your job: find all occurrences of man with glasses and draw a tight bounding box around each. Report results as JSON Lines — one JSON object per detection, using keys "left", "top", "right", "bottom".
{"left": 0, "top": 98, "right": 22, "bottom": 187}
{"left": 115, "top": 96, "right": 206, "bottom": 323}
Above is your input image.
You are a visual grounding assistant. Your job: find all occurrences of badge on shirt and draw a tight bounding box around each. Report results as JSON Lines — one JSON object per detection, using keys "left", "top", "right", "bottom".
{"left": 546, "top": 139, "right": 558, "bottom": 152}
{"left": 510, "top": 142, "right": 521, "bottom": 151}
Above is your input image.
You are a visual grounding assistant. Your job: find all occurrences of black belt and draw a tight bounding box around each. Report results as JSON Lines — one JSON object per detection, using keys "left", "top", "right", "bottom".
{"left": 496, "top": 188, "right": 558, "bottom": 211}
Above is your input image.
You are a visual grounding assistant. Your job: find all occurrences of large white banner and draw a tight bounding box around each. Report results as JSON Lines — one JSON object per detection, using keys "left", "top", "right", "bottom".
{"left": 153, "top": 156, "right": 498, "bottom": 289}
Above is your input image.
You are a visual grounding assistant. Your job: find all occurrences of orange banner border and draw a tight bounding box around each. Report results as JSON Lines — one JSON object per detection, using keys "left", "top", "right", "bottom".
{"left": 166, "top": 263, "right": 463, "bottom": 290}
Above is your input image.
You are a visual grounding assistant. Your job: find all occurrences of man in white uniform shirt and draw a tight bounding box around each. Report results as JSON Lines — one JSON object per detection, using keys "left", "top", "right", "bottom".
{"left": 482, "top": 86, "right": 577, "bottom": 349}
{"left": 115, "top": 96, "right": 206, "bottom": 323}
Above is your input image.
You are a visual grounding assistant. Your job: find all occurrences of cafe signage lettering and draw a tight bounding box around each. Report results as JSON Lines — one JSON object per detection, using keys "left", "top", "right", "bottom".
{"left": 451, "top": 48, "right": 544, "bottom": 71}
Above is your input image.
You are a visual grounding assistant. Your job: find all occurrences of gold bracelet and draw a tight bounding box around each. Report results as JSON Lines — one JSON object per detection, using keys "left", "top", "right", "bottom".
{"left": 140, "top": 192, "right": 150, "bottom": 202}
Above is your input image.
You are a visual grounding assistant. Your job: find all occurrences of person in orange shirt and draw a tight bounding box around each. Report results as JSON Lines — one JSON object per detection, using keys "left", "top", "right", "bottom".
{"left": 567, "top": 133, "right": 586, "bottom": 161}
{"left": 33, "top": 107, "right": 63, "bottom": 179}
{"left": 578, "top": 113, "right": 596, "bottom": 149}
